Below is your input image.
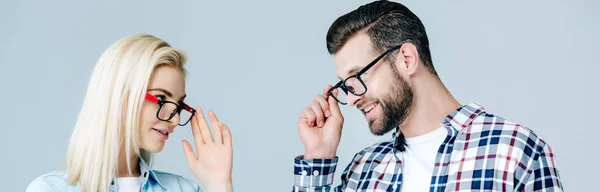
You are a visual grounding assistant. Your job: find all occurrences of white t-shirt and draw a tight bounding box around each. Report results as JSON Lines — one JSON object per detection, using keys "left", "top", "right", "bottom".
{"left": 115, "top": 175, "right": 144, "bottom": 192}
{"left": 400, "top": 127, "right": 447, "bottom": 192}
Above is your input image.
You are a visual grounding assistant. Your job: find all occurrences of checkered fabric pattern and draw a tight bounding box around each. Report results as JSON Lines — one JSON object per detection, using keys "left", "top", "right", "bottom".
{"left": 293, "top": 103, "right": 563, "bottom": 191}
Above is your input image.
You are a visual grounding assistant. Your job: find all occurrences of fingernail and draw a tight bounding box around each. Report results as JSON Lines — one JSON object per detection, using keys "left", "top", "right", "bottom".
{"left": 318, "top": 122, "right": 323, "bottom": 127}
{"left": 325, "top": 110, "right": 331, "bottom": 117}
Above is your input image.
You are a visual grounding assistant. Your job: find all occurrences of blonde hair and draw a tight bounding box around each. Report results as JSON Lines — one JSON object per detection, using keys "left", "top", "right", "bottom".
{"left": 65, "top": 34, "right": 187, "bottom": 192}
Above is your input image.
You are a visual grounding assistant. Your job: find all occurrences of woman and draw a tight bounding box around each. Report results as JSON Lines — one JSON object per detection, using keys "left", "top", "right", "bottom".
{"left": 26, "top": 34, "right": 233, "bottom": 192}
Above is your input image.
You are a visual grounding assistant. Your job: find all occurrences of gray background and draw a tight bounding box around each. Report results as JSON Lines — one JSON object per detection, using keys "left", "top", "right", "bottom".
{"left": 1, "top": 0, "right": 597, "bottom": 191}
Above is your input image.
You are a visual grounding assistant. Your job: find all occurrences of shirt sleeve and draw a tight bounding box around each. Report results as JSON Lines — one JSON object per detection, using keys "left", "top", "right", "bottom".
{"left": 521, "top": 142, "right": 564, "bottom": 191}
{"left": 292, "top": 155, "right": 341, "bottom": 192}
{"left": 26, "top": 177, "right": 57, "bottom": 192}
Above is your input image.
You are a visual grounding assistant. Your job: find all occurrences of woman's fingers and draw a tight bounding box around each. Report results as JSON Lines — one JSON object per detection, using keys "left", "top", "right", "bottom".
{"left": 195, "top": 108, "right": 214, "bottom": 143}
{"left": 208, "top": 110, "right": 223, "bottom": 144}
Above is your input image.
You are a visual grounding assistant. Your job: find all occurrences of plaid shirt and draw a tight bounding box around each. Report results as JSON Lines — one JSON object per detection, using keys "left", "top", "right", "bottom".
{"left": 293, "top": 103, "right": 563, "bottom": 191}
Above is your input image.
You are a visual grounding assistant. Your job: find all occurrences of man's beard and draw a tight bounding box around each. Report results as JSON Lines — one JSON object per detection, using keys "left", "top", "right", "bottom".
{"left": 367, "top": 70, "right": 414, "bottom": 136}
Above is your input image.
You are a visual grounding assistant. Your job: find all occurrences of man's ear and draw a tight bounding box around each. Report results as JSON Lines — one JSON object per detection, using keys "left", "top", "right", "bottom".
{"left": 394, "top": 43, "right": 420, "bottom": 76}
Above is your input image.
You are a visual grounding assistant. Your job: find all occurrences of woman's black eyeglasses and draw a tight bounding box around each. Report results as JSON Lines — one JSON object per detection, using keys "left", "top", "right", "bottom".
{"left": 145, "top": 93, "right": 195, "bottom": 126}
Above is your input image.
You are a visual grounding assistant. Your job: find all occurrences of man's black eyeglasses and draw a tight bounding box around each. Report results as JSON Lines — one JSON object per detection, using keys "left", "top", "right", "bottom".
{"left": 328, "top": 45, "right": 402, "bottom": 105}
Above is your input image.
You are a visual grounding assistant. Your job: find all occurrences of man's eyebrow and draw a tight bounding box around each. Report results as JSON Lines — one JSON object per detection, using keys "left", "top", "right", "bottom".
{"left": 337, "top": 66, "right": 362, "bottom": 80}
{"left": 147, "top": 88, "right": 173, "bottom": 97}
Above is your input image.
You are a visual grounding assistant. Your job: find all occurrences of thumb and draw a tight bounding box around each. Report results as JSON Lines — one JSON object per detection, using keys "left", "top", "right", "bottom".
{"left": 182, "top": 140, "right": 197, "bottom": 164}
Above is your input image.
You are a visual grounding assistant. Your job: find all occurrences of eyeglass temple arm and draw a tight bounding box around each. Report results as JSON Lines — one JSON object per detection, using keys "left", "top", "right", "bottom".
{"left": 181, "top": 104, "right": 195, "bottom": 113}
{"left": 356, "top": 45, "right": 402, "bottom": 75}
{"left": 145, "top": 93, "right": 159, "bottom": 103}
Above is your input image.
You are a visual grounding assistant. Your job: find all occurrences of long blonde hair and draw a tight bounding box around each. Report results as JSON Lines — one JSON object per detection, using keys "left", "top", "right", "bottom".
{"left": 65, "top": 34, "right": 187, "bottom": 192}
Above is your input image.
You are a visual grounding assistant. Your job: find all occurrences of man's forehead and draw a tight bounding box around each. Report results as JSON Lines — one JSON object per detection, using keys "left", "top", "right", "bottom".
{"left": 333, "top": 34, "right": 377, "bottom": 80}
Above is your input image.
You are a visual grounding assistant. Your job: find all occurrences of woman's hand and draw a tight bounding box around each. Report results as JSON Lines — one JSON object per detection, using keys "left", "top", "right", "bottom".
{"left": 182, "top": 107, "right": 233, "bottom": 192}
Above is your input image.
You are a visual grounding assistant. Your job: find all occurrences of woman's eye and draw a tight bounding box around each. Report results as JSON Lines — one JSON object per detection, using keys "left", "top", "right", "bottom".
{"left": 155, "top": 95, "right": 166, "bottom": 101}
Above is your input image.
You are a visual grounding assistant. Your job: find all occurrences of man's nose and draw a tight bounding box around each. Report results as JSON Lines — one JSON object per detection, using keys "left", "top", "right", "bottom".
{"left": 347, "top": 93, "right": 362, "bottom": 107}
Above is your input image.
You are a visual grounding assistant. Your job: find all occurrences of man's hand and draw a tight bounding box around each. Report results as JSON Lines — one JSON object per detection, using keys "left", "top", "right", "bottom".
{"left": 298, "top": 85, "right": 344, "bottom": 159}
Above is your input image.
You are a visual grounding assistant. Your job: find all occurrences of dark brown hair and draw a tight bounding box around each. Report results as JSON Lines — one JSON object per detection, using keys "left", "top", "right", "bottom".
{"left": 326, "top": 0, "right": 437, "bottom": 75}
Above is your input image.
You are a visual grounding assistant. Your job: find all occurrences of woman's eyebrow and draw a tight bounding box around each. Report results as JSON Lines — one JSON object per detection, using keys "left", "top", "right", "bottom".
{"left": 147, "top": 88, "right": 173, "bottom": 97}
{"left": 149, "top": 88, "right": 187, "bottom": 101}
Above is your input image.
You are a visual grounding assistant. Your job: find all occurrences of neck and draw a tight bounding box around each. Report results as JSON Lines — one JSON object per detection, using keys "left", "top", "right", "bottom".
{"left": 116, "top": 147, "right": 141, "bottom": 177}
{"left": 399, "top": 74, "right": 461, "bottom": 138}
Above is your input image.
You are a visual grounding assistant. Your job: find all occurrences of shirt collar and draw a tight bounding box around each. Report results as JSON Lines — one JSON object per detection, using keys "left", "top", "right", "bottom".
{"left": 391, "top": 102, "right": 486, "bottom": 146}
{"left": 139, "top": 157, "right": 166, "bottom": 190}
{"left": 442, "top": 102, "right": 485, "bottom": 132}
{"left": 109, "top": 157, "right": 166, "bottom": 190}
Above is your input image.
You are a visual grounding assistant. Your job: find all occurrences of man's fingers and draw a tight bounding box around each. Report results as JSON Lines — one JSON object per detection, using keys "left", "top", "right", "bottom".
{"left": 322, "top": 84, "right": 333, "bottom": 98}
{"left": 328, "top": 89, "right": 343, "bottom": 118}
{"left": 310, "top": 101, "right": 325, "bottom": 128}
{"left": 208, "top": 110, "right": 223, "bottom": 144}
{"left": 304, "top": 107, "right": 316, "bottom": 127}
{"left": 314, "top": 95, "right": 330, "bottom": 118}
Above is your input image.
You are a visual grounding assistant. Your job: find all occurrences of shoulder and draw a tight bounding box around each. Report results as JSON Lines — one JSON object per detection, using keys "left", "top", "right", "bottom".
{"left": 468, "top": 111, "right": 553, "bottom": 157}
{"left": 26, "top": 171, "right": 71, "bottom": 192}
{"left": 151, "top": 170, "right": 201, "bottom": 190}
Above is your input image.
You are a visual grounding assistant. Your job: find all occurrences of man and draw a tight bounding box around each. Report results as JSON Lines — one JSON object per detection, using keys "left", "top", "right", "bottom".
{"left": 293, "top": 0, "right": 563, "bottom": 191}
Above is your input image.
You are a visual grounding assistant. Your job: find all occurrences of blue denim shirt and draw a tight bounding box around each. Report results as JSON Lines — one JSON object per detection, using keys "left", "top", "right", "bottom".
{"left": 26, "top": 159, "right": 201, "bottom": 192}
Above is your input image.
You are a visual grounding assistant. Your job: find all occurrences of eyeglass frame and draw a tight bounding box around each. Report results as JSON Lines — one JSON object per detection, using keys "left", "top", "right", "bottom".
{"left": 328, "top": 44, "right": 403, "bottom": 105}
{"left": 144, "top": 93, "right": 196, "bottom": 126}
